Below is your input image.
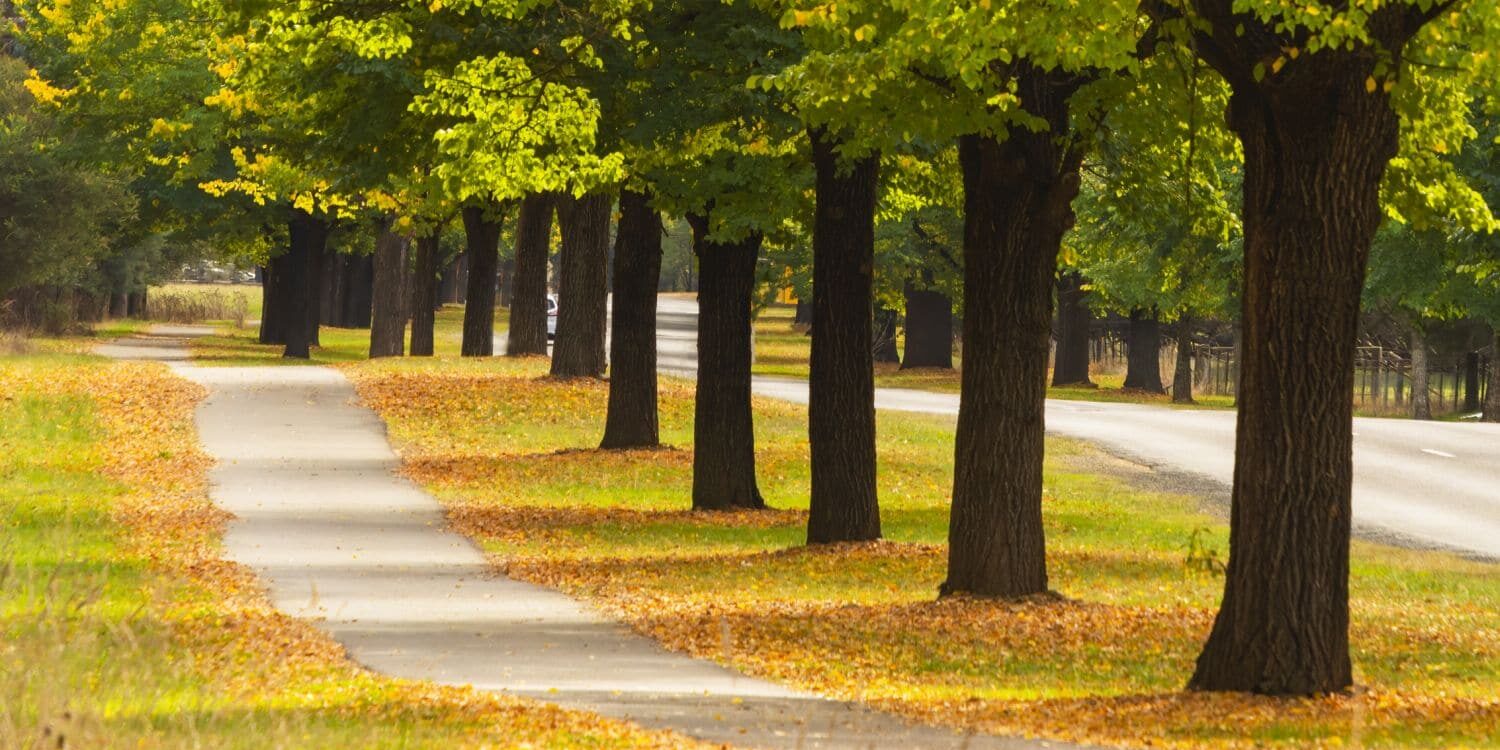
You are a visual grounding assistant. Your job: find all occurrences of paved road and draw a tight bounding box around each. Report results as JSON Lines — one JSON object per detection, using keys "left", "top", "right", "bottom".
{"left": 103, "top": 329, "right": 1076, "bottom": 750}
{"left": 642, "top": 296, "right": 1500, "bottom": 561}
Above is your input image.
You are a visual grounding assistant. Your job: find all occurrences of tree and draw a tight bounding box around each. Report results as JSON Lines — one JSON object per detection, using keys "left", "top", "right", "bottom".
{"left": 639, "top": 0, "right": 807, "bottom": 511}
{"left": 1365, "top": 224, "right": 1451, "bottom": 419}
{"left": 1069, "top": 49, "right": 1242, "bottom": 403}
{"left": 600, "top": 188, "right": 665, "bottom": 448}
{"left": 1161, "top": 0, "right": 1500, "bottom": 695}
{"left": 0, "top": 56, "right": 134, "bottom": 307}
{"left": 460, "top": 203, "right": 505, "bottom": 356}
{"left": 687, "top": 211, "right": 768, "bottom": 509}
{"left": 805, "top": 127, "right": 882, "bottom": 542}
{"left": 1052, "top": 271, "right": 1095, "bottom": 386}
{"left": 17, "top": 0, "right": 277, "bottom": 328}
{"left": 409, "top": 227, "right": 442, "bottom": 357}
{"left": 369, "top": 218, "right": 408, "bottom": 358}
{"left": 551, "top": 192, "right": 610, "bottom": 376}
{"left": 507, "top": 193, "right": 554, "bottom": 356}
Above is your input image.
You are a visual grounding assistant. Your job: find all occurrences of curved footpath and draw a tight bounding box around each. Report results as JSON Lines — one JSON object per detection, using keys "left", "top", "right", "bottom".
{"left": 99, "top": 328, "right": 1078, "bottom": 750}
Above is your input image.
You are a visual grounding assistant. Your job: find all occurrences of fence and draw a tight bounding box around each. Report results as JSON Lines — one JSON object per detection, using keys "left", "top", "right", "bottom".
{"left": 1058, "top": 331, "right": 1493, "bottom": 416}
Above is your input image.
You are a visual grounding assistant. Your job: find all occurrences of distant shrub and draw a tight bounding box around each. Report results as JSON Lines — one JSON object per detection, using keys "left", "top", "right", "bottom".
{"left": 0, "top": 330, "right": 31, "bottom": 354}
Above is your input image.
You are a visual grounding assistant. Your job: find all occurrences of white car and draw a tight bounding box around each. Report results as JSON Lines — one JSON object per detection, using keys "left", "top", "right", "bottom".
{"left": 546, "top": 294, "right": 558, "bottom": 340}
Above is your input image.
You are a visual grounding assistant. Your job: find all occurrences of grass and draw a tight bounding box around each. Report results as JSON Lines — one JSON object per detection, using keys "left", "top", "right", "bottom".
{"left": 191, "top": 305, "right": 506, "bottom": 365}
{"left": 152, "top": 282, "right": 263, "bottom": 321}
{"left": 0, "top": 351, "right": 697, "bottom": 749}
{"left": 751, "top": 304, "right": 1240, "bottom": 408}
{"left": 344, "top": 354, "right": 1500, "bottom": 750}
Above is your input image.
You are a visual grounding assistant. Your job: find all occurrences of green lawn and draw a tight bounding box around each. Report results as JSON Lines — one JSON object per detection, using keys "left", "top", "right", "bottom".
{"left": 0, "top": 351, "right": 695, "bottom": 749}
{"left": 345, "top": 354, "right": 1500, "bottom": 750}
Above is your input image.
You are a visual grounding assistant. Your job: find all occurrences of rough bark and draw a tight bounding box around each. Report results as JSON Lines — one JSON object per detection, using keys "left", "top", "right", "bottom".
{"left": 369, "top": 219, "right": 408, "bottom": 359}
{"left": 343, "top": 253, "right": 374, "bottom": 329}
{"left": 688, "top": 212, "right": 765, "bottom": 511}
{"left": 1184, "top": 19, "right": 1412, "bottom": 693}
{"left": 281, "top": 210, "right": 327, "bottom": 359}
{"left": 461, "top": 203, "right": 504, "bottom": 357}
{"left": 873, "top": 307, "right": 901, "bottom": 363}
{"left": 126, "top": 290, "right": 148, "bottom": 319}
{"left": 551, "top": 192, "right": 611, "bottom": 377}
{"left": 259, "top": 262, "right": 282, "bottom": 344}
{"left": 409, "top": 231, "right": 440, "bottom": 357}
{"left": 600, "top": 189, "right": 664, "bottom": 449}
{"left": 303, "top": 233, "right": 325, "bottom": 348}
{"left": 1124, "top": 308, "right": 1165, "bottom": 393}
{"left": 1464, "top": 351, "right": 1481, "bottom": 412}
{"left": 807, "top": 129, "right": 882, "bottom": 544}
{"left": 438, "top": 253, "right": 467, "bottom": 304}
{"left": 498, "top": 259, "right": 514, "bottom": 308}
{"left": 794, "top": 298, "right": 812, "bottom": 326}
{"left": 942, "top": 66, "right": 1086, "bottom": 599}
{"left": 508, "top": 192, "right": 554, "bottom": 356}
{"left": 1172, "top": 318, "right": 1196, "bottom": 404}
{"left": 277, "top": 224, "right": 310, "bottom": 358}
{"left": 1052, "top": 271, "right": 1094, "bottom": 386}
{"left": 320, "top": 249, "right": 342, "bottom": 326}
{"left": 1410, "top": 323, "right": 1431, "bottom": 420}
{"left": 1483, "top": 329, "right": 1500, "bottom": 422}
{"left": 901, "top": 280, "right": 953, "bottom": 369}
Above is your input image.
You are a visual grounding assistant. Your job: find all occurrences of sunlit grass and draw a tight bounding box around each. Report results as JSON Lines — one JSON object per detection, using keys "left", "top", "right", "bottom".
{"left": 347, "top": 354, "right": 1500, "bottom": 749}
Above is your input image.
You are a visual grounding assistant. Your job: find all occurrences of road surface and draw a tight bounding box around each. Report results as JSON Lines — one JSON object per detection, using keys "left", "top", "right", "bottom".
{"left": 594, "top": 295, "right": 1499, "bottom": 561}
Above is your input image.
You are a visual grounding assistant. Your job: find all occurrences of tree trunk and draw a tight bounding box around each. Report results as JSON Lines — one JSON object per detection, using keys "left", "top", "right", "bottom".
{"left": 343, "top": 253, "right": 374, "bottom": 329}
{"left": 497, "top": 259, "right": 514, "bottom": 308}
{"left": 109, "top": 292, "right": 129, "bottom": 319}
{"left": 1483, "top": 329, "right": 1499, "bottom": 422}
{"left": 320, "top": 249, "right": 343, "bottom": 326}
{"left": 807, "top": 129, "right": 881, "bottom": 544}
{"left": 1187, "top": 48, "right": 1402, "bottom": 696}
{"left": 600, "top": 189, "right": 664, "bottom": 449}
{"left": 942, "top": 67, "right": 1084, "bottom": 599}
{"left": 901, "top": 280, "right": 953, "bottom": 369}
{"left": 794, "top": 298, "right": 812, "bottom": 326}
{"left": 551, "top": 192, "right": 611, "bottom": 377}
{"left": 507, "top": 192, "right": 554, "bottom": 356}
{"left": 260, "top": 256, "right": 286, "bottom": 344}
{"left": 1172, "top": 317, "right": 1195, "bottom": 404}
{"left": 303, "top": 233, "right": 325, "bottom": 348}
{"left": 1123, "top": 308, "right": 1165, "bottom": 393}
{"left": 369, "top": 219, "right": 408, "bottom": 359}
{"left": 461, "top": 203, "right": 504, "bottom": 356}
{"left": 1052, "top": 271, "right": 1094, "bottom": 386}
{"left": 126, "top": 290, "right": 148, "bottom": 319}
{"left": 438, "top": 253, "right": 467, "bottom": 305}
{"left": 1410, "top": 323, "right": 1431, "bottom": 420}
{"left": 1463, "top": 351, "right": 1481, "bottom": 412}
{"left": 409, "top": 231, "right": 440, "bottom": 357}
{"left": 873, "top": 307, "right": 901, "bottom": 363}
{"left": 688, "top": 212, "right": 765, "bottom": 511}
{"left": 281, "top": 210, "right": 327, "bottom": 359}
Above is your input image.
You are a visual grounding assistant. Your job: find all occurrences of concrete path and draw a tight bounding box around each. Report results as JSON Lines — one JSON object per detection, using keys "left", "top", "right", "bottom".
{"left": 102, "top": 328, "right": 1075, "bottom": 750}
